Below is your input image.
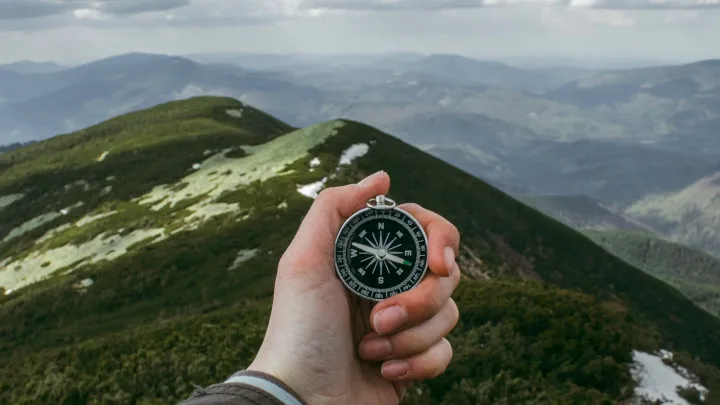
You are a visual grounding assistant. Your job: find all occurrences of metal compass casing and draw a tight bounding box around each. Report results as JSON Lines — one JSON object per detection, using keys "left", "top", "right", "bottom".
{"left": 334, "top": 195, "right": 429, "bottom": 301}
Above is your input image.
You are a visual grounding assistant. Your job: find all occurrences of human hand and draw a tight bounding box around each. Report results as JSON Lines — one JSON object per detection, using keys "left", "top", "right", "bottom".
{"left": 247, "top": 171, "right": 462, "bottom": 405}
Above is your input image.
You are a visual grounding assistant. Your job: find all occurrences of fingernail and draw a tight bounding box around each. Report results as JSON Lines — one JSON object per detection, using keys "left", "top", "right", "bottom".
{"left": 373, "top": 306, "right": 408, "bottom": 335}
{"left": 358, "top": 170, "right": 384, "bottom": 188}
{"left": 382, "top": 361, "right": 409, "bottom": 379}
{"left": 360, "top": 337, "right": 393, "bottom": 359}
{"left": 444, "top": 246, "right": 456, "bottom": 277}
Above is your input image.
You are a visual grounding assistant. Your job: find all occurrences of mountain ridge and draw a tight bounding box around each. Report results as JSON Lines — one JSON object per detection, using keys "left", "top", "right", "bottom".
{"left": 2, "top": 96, "right": 720, "bottom": 404}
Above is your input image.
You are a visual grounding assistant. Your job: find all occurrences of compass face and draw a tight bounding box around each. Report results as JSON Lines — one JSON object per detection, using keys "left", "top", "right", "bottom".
{"left": 335, "top": 207, "right": 428, "bottom": 301}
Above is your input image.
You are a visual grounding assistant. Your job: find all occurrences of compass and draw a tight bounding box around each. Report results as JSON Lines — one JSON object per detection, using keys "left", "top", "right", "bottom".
{"left": 334, "top": 195, "right": 429, "bottom": 301}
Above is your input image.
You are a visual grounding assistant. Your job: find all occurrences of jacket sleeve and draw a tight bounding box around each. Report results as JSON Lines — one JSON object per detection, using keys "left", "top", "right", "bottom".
{"left": 178, "top": 370, "right": 308, "bottom": 405}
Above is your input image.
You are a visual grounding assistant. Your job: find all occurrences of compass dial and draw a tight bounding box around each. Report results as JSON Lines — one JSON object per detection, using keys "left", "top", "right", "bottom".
{"left": 335, "top": 206, "right": 428, "bottom": 301}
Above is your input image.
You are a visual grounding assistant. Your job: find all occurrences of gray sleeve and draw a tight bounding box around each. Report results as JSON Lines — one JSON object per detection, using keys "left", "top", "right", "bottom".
{"left": 178, "top": 370, "right": 307, "bottom": 405}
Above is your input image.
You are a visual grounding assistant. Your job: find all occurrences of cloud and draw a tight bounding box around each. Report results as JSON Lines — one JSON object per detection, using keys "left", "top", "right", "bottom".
{"left": 0, "top": 1, "right": 70, "bottom": 20}
{"left": 0, "top": 0, "right": 189, "bottom": 21}
{"left": 303, "top": 0, "right": 720, "bottom": 9}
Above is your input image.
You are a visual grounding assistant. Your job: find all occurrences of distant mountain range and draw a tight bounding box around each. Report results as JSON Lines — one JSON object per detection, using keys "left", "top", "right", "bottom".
{"left": 3, "top": 52, "right": 720, "bottom": 263}
{"left": 1, "top": 96, "right": 719, "bottom": 404}
{"left": 0, "top": 60, "right": 67, "bottom": 74}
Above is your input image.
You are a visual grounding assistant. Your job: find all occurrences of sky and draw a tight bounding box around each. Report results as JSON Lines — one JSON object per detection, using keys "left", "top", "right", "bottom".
{"left": 0, "top": 0, "right": 718, "bottom": 66}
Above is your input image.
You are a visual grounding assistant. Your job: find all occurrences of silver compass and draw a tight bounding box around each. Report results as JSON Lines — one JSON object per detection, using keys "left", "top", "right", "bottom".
{"left": 334, "top": 195, "right": 429, "bottom": 301}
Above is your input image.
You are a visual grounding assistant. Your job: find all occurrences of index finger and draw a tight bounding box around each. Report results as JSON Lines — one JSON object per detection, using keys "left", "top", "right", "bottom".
{"left": 397, "top": 203, "right": 461, "bottom": 278}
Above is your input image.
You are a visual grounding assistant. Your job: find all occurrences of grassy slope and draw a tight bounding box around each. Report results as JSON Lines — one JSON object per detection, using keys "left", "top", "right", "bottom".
{"left": 1, "top": 97, "right": 720, "bottom": 404}
{"left": 626, "top": 172, "right": 720, "bottom": 258}
{"left": 586, "top": 230, "right": 720, "bottom": 319}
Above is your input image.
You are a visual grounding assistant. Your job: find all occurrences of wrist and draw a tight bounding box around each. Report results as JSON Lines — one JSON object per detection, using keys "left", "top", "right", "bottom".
{"left": 226, "top": 367, "right": 308, "bottom": 405}
{"left": 246, "top": 358, "right": 311, "bottom": 405}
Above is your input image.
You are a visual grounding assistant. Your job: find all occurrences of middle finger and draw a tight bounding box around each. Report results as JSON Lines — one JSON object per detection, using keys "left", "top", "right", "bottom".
{"left": 370, "top": 261, "right": 461, "bottom": 336}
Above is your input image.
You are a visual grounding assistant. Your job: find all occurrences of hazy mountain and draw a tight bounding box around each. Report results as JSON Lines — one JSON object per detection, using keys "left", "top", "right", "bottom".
{"left": 3, "top": 53, "right": 720, "bottom": 214}
{"left": 0, "top": 61, "right": 67, "bottom": 74}
{"left": 0, "top": 53, "right": 325, "bottom": 144}
{"left": 545, "top": 59, "right": 720, "bottom": 150}
{"left": 586, "top": 230, "right": 720, "bottom": 319}
{"left": 368, "top": 53, "right": 597, "bottom": 92}
{"left": 1, "top": 97, "right": 719, "bottom": 404}
{"left": 516, "top": 194, "right": 650, "bottom": 231}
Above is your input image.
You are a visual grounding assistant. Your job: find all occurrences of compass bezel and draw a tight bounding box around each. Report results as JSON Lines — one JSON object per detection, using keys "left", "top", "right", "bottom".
{"left": 334, "top": 205, "right": 429, "bottom": 302}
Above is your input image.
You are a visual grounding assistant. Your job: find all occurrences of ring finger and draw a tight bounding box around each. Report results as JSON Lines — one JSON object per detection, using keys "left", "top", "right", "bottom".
{"left": 359, "top": 298, "right": 459, "bottom": 361}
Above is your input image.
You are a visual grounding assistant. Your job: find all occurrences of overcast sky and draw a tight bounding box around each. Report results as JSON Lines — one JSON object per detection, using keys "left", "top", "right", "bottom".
{"left": 0, "top": 0, "right": 718, "bottom": 66}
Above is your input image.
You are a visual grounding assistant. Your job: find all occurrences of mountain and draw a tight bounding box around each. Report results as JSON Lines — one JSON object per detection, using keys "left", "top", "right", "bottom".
{"left": 626, "top": 170, "right": 720, "bottom": 258}
{"left": 187, "top": 52, "right": 596, "bottom": 92}
{"left": 586, "top": 230, "right": 720, "bottom": 319}
{"left": 0, "top": 60, "right": 67, "bottom": 74}
{"left": 3, "top": 53, "right": 720, "bottom": 265}
{"left": 1, "top": 96, "right": 720, "bottom": 404}
{"left": 545, "top": 59, "right": 720, "bottom": 147}
{"left": 0, "top": 53, "right": 325, "bottom": 143}
{"left": 516, "top": 194, "right": 650, "bottom": 231}
{"left": 371, "top": 53, "right": 596, "bottom": 92}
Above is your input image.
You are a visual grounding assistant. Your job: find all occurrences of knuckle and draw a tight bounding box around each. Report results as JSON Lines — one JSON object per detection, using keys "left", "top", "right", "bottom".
{"left": 422, "top": 292, "right": 444, "bottom": 316}
{"left": 316, "top": 186, "right": 340, "bottom": 201}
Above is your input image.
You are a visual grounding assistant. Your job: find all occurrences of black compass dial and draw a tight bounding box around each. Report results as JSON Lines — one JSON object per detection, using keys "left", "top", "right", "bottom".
{"left": 335, "top": 207, "right": 428, "bottom": 301}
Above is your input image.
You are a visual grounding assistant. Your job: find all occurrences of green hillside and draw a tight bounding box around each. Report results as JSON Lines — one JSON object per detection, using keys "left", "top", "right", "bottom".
{"left": 1, "top": 96, "right": 719, "bottom": 404}
{"left": 586, "top": 230, "right": 720, "bottom": 319}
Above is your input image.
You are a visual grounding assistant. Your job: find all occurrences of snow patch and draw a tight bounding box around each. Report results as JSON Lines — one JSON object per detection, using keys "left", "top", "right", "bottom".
{"left": 310, "top": 157, "right": 321, "bottom": 168}
{"left": 339, "top": 144, "right": 369, "bottom": 166}
{"left": 229, "top": 249, "right": 258, "bottom": 270}
{"left": 35, "top": 223, "right": 72, "bottom": 245}
{"left": 277, "top": 201, "right": 288, "bottom": 210}
{"left": 0, "top": 194, "right": 24, "bottom": 210}
{"left": 64, "top": 180, "right": 90, "bottom": 192}
{"left": 100, "top": 186, "right": 113, "bottom": 196}
{"left": 298, "top": 178, "right": 328, "bottom": 199}
{"left": 630, "top": 350, "right": 708, "bottom": 405}
{"left": 4, "top": 288, "right": 13, "bottom": 296}
{"left": 185, "top": 203, "right": 239, "bottom": 223}
{"left": 73, "top": 278, "right": 95, "bottom": 293}
{"left": 3, "top": 212, "right": 63, "bottom": 242}
{"left": 135, "top": 120, "right": 345, "bottom": 211}
{"left": 76, "top": 210, "right": 118, "bottom": 227}
{"left": 226, "top": 109, "right": 244, "bottom": 118}
{"left": 0, "top": 228, "right": 166, "bottom": 293}
{"left": 192, "top": 163, "right": 201, "bottom": 170}
{"left": 97, "top": 151, "right": 109, "bottom": 162}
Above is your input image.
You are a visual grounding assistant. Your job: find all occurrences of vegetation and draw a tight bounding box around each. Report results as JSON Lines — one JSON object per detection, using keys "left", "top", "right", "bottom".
{"left": 586, "top": 230, "right": 720, "bottom": 318}
{"left": 2, "top": 96, "right": 720, "bottom": 404}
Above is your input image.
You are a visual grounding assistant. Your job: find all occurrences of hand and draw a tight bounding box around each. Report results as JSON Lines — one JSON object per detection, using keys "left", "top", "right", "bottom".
{"left": 247, "top": 171, "right": 462, "bottom": 405}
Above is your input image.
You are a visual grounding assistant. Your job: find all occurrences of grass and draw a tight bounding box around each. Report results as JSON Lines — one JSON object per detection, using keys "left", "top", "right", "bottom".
{"left": 1, "top": 96, "right": 720, "bottom": 404}
{"left": 586, "top": 230, "right": 720, "bottom": 318}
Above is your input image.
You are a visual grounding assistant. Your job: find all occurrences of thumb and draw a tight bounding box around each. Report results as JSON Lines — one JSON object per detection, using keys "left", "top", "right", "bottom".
{"left": 305, "top": 170, "right": 392, "bottom": 236}
{"left": 278, "top": 171, "right": 391, "bottom": 279}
